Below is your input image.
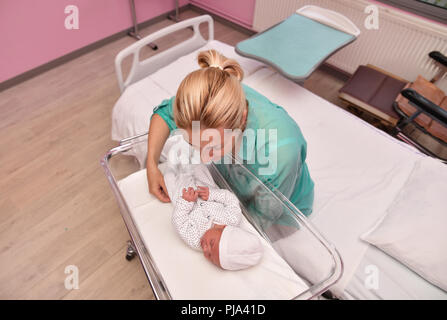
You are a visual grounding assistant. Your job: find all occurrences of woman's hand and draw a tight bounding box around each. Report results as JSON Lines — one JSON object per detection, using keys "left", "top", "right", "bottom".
{"left": 146, "top": 113, "right": 171, "bottom": 203}
{"left": 147, "top": 166, "right": 171, "bottom": 203}
{"left": 182, "top": 187, "right": 198, "bottom": 202}
{"left": 197, "top": 186, "right": 209, "bottom": 201}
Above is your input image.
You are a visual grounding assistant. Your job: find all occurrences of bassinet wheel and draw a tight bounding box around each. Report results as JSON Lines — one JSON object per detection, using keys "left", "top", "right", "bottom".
{"left": 126, "top": 240, "right": 136, "bottom": 261}
{"left": 126, "top": 252, "right": 136, "bottom": 261}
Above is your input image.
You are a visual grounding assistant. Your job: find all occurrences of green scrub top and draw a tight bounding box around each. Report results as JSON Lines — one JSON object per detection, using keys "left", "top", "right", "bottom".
{"left": 151, "top": 83, "right": 315, "bottom": 221}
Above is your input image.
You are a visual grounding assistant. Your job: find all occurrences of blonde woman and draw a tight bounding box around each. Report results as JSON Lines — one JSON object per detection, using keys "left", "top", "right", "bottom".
{"left": 146, "top": 49, "right": 314, "bottom": 220}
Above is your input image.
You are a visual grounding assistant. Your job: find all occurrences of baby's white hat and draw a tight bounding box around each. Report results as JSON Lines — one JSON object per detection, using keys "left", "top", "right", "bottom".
{"left": 219, "top": 226, "right": 263, "bottom": 271}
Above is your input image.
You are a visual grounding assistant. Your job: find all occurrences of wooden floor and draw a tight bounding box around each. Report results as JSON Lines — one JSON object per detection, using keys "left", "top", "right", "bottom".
{"left": 0, "top": 8, "right": 348, "bottom": 299}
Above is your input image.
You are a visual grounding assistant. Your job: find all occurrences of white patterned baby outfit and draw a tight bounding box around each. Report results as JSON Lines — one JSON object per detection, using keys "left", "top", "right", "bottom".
{"left": 164, "top": 161, "right": 242, "bottom": 250}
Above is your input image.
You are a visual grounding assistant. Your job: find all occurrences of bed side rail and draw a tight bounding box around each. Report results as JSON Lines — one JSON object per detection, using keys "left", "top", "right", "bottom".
{"left": 115, "top": 15, "right": 214, "bottom": 93}
{"left": 119, "top": 131, "right": 149, "bottom": 146}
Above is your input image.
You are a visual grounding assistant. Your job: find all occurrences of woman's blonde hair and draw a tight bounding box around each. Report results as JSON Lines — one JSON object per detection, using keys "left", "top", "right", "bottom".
{"left": 173, "top": 49, "right": 247, "bottom": 130}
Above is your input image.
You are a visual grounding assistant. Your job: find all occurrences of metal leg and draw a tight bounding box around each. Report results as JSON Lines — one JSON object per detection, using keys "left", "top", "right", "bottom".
{"left": 167, "top": 0, "right": 193, "bottom": 31}
{"left": 430, "top": 67, "right": 446, "bottom": 84}
{"left": 128, "top": 0, "right": 158, "bottom": 50}
{"left": 126, "top": 240, "right": 137, "bottom": 261}
{"left": 167, "top": 0, "right": 179, "bottom": 22}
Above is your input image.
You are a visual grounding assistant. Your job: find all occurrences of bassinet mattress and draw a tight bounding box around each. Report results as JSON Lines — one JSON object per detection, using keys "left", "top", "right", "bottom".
{"left": 117, "top": 163, "right": 309, "bottom": 300}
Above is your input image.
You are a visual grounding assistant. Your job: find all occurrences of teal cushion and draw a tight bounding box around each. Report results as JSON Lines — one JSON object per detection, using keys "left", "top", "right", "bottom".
{"left": 236, "top": 13, "right": 355, "bottom": 81}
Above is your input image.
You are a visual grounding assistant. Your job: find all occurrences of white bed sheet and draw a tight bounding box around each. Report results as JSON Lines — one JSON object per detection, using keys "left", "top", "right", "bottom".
{"left": 111, "top": 40, "right": 447, "bottom": 299}
{"left": 244, "top": 68, "right": 447, "bottom": 298}
{"left": 117, "top": 163, "right": 309, "bottom": 300}
{"left": 343, "top": 245, "right": 447, "bottom": 300}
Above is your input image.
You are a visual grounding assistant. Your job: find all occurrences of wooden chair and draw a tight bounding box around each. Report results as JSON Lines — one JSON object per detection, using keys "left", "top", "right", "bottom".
{"left": 339, "top": 51, "right": 447, "bottom": 161}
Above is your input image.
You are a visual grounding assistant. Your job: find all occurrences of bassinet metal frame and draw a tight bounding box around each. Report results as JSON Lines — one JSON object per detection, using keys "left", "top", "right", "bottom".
{"left": 104, "top": 13, "right": 345, "bottom": 300}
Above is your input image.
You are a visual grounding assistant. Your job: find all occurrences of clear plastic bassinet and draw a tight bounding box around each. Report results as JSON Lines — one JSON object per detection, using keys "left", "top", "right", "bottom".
{"left": 101, "top": 133, "right": 343, "bottom": 300}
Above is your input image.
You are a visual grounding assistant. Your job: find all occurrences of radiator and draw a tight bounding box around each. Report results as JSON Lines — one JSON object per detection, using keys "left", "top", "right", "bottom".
{"left": 253, "top": 0, "right": 447, "bottom": 91}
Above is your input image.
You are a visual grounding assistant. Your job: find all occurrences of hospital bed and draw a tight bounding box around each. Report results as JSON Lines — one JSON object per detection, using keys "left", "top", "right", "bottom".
{"left": 103, "top": 12, "right": 447, "bottom": 299}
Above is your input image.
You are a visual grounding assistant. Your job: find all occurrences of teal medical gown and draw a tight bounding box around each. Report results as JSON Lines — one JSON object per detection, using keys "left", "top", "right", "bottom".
{"left": 151, "top": 83, "right": 315, "bottom": 225}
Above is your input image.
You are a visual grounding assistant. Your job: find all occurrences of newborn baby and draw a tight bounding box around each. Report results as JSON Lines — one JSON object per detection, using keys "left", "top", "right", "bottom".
{"left": 163, "top": 161, "right": 263, "bottom": 270}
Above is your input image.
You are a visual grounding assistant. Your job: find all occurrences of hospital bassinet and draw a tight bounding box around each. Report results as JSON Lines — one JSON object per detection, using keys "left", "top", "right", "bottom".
{"left": 101, "top": 133, "right": 343, "bottom": 299}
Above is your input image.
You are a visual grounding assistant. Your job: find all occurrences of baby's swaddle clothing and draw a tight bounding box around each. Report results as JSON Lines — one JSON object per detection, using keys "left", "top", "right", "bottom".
{"left": 164, "top": 160, "right": 242, "bottom": 250}
{"left": 160, "top": 135, "right": 264, "bottom": 270}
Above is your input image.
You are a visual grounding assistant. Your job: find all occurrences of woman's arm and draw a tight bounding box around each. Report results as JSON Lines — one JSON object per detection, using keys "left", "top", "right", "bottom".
{"left": 146, "top": 114, "right": 171, "bottom": 202}
{"left": 147, "top": 113, "right": 170, "bottom": 169}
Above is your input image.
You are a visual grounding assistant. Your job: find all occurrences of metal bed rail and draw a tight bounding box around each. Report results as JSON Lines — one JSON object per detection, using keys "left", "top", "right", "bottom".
{"left": 101, "top": 142, "right": 171, "bottom": 300}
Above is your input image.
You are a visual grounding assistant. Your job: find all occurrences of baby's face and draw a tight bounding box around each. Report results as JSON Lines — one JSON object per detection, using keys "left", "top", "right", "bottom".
{"left": 200, "top": 225, "right": 225, "bottom": 267}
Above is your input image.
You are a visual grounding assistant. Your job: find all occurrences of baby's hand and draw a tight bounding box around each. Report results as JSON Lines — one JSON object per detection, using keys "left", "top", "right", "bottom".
{"left": 182, "top": 187, "right": 198, "bottom": 202}
{"left": 197, "top": 186, "right": 209, "bottom": 201}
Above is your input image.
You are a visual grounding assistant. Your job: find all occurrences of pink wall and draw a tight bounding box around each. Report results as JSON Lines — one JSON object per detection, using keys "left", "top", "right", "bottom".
{"left": 190, "top": 0, "right": 256, "bottom": 30}
{"left": 0, "top": 0, "right": 189, "bottom": 83}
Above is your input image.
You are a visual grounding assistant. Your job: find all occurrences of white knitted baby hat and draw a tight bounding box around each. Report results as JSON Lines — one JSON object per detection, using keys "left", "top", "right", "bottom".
{"left": 219, "top": 226, "right": 263, "bottom": 270}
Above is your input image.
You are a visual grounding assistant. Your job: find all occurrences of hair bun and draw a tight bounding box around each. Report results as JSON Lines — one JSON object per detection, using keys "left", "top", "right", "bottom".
{"left": 197, "top": 49, "right": 244, "bottom": 81}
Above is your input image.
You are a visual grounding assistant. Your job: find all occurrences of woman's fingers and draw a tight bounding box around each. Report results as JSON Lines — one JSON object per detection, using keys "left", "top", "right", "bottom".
{"left": 152, "top": 184, "right": 170, "bottom": 203}
{"left": 158, "top": 177, "right": 171, "bottom": 203}
{"left": 148, "top": 169, "right": 171, "bottom": 203}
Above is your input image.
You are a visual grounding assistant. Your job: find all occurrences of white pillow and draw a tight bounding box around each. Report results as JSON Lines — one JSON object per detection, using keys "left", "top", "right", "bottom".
{"left": 361, "top": 157, "right": 447, "bottom": 292}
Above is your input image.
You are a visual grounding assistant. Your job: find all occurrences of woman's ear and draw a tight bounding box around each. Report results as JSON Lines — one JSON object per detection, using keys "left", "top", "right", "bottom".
{"left": 242, "top": 107, "right": 248, "bottom": 126}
